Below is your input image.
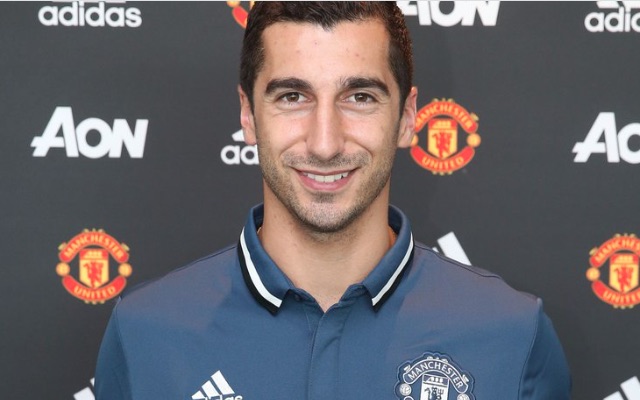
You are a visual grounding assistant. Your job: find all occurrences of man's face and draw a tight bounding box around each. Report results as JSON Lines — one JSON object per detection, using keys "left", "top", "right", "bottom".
{"left": 239, "top": 19, "right": 416, "bottom": 233}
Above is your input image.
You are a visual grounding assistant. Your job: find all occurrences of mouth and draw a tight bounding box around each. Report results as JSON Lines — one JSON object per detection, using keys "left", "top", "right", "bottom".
{"left": 302, "top": 171, "right": 350, "bottom": 183}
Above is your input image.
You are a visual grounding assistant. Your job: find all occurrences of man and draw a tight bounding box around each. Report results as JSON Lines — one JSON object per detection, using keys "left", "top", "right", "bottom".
{"left": 96, "top": 3, "right": 571, "bottom": 399}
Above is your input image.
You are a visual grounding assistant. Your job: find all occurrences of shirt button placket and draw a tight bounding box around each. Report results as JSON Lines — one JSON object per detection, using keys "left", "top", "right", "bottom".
{"left": 307, "top": 305, "right": 351, "bottom": 400}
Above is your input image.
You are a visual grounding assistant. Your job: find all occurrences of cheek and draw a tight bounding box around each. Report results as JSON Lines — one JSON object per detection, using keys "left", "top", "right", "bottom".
{"left": 256, "top": 115, "right": 308, "bottom": 151}
{"left": 349, "top": 119, "right": 400, "bottom": 151}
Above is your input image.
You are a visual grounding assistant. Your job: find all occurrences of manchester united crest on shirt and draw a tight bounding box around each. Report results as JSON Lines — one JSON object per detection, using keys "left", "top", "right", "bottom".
{"left": 395, "top": 352, "right": 475, "bottom": 400}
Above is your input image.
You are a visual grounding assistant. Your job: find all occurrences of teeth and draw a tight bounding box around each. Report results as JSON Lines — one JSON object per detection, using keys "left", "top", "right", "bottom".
{"left": 305, "top": 172, "right": 349, "bottom": 183}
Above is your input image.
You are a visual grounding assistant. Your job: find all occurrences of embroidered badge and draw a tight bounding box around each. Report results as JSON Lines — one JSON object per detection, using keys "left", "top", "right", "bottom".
{"left": 395, "top": 352, "right": 475, "bottom": 400}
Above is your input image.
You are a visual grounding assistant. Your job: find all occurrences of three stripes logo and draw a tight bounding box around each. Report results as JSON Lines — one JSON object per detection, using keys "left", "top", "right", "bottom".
{"left": 192, "top": 371, "right": 242, "bottom": 400}
{"left": 604, "top": 376, "right": 640, "bottom": 400}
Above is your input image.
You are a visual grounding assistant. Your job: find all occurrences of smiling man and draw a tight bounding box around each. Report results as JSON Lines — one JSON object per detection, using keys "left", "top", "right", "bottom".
{"left": 95, "top": 3, "right": 571, "bottom": 399}
{"left": 238, "top": 12, "right": 416, "bottom": 311}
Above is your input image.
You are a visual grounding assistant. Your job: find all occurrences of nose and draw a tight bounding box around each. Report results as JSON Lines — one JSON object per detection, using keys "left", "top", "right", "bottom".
{"left": 305, "top": 101, "right": 345, "bottom": 161}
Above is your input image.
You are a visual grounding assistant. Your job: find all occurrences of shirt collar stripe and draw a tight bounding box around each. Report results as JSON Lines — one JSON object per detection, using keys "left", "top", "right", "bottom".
{"left": 240, "top": 228, "right": 283, "bottom": 309}
{"left": 371, "top": 233, "right": 414, "bottom": 307}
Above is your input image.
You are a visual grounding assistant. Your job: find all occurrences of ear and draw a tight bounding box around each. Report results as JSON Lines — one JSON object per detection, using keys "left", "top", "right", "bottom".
{"left": 397, "top": 86, "right": 418, "bottom": 149}
{"left": 238, "top": 85, "right": 257, "bottom": 145}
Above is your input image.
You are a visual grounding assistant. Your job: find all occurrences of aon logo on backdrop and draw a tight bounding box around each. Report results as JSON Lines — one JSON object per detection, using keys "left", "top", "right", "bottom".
{"left": 397, "top": 1, "right": 500, "bottom": 26}
{"left": 31, "top": 107, "right": 148, "bottom": 158}
{"left": 573, "top": 113, "right": 640, "bottom": 164}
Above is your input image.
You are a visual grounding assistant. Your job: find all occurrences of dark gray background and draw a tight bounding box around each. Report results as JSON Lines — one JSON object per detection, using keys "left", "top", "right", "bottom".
{"left": 1, "top": 2, "right": 638, "bottom": 399}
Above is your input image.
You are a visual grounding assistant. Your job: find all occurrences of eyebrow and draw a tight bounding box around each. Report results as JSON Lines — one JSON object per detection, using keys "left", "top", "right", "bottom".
{"left": 341, "top": 76, "right": 390, "bottom": 97}
{"left": 264, "top": 76, "right": 390, "bottom": 97}
{"left": 265, "top": 78, "right": 313, "bottom": 96}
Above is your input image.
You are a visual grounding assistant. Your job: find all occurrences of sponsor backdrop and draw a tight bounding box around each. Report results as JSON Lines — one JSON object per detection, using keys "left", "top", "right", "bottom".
{"left": 1, "top": 1, "right": 639, "bottom": 399}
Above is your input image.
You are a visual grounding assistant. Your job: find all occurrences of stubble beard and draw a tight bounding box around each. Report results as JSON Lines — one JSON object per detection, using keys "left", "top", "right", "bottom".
{"left": 259, "top": 146, "right": 396, "bottom": 235}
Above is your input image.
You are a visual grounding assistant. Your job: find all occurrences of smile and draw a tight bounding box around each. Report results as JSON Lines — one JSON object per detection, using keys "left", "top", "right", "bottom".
{"left": 302, "top": 171, "right": 350, "bottom": 183}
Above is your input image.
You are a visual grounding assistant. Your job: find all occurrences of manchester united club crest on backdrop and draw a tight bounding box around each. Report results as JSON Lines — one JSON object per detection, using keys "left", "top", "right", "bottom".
{"left": 55, "top": 229, "right": 133, "bottom": 304}
{"left": 586, "top": 233, "right": 640, "bottom": 309}
{"left": 410, "top": 99, "right": 481, "bottom": 175}
{"left": 396, "top": 352, "right": 475, "bottom": 400}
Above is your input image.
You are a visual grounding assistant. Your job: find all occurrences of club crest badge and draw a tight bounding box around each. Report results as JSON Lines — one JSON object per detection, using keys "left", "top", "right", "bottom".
{"left": 396, "top": 352, "right": 475, "bottom": 400}
{"left": 586, "top": 233, "right": 640, "bottom": 309}
{"left": 410, "top": 99, "right": 481, "bottom": 175}
{"left": 55, "top": 229, "right": 133, "bottom": 304}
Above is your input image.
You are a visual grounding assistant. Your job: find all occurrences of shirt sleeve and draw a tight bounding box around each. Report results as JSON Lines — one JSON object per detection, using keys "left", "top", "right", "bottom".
{"left": 518, "top": 299, "right": 572, "bottom": 399}
{"left": 95, "top": 300, "right": 132, "bottom": 400}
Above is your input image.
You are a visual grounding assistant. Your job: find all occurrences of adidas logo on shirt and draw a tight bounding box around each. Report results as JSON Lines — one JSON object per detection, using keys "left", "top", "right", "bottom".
{"left": 192, "top": 371, "right": 242, "bottom": 400}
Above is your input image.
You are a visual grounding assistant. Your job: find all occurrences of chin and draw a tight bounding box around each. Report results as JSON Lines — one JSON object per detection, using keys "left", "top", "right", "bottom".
{"left": 295, "top": 203, "right": 365, "bottom": 234}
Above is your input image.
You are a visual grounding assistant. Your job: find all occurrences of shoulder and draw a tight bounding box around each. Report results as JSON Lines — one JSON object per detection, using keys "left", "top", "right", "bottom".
{"left": 113, "top": 244, "right": 239, "bottom": 319}
{"left": 398, "top": 242, "right": 550, "bottom": 360}
{"left": 407, "top": 242, "right": 542, "bottom": 318}
{"left": 404, "top": 243, "right": 571, "bottom": 397}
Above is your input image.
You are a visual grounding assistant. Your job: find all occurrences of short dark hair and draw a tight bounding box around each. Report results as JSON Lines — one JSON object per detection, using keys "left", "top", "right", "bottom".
{"left": 240, "top": 1, "right": 413, "bottom": 113}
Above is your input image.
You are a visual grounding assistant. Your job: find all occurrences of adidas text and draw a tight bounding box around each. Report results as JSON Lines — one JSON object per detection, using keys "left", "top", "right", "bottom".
{"left": 221, "top": 129, "right": 259, "bottom": 165}
{"left": 585, "top": 1, "right": 640, "bottom": 32}
{"left": 39, "top": 1, "right": 142, "bottom": 28}
{"left": 31, "top": 107, "right": 148, "bottom": 158}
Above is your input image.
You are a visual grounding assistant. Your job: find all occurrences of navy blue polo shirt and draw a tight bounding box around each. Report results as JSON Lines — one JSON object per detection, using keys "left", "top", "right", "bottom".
{"left": 95, "top": 204, "right": 571, "bottom": 400}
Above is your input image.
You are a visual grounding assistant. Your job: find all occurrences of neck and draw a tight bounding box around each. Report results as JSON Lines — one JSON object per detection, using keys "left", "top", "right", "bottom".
{"left": 259, "top": 192, "right": 394, "bottom": 312}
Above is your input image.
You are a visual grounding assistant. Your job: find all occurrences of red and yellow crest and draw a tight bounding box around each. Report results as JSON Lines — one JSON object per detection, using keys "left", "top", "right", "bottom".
{"left": 410, "top": 99, "right": 481, "bottom": 175}
{"left": 55, "top": 229, "right": 132, "bottom": 304}
{"left": 227, "top": 1, "right": 255, "bottom": 28}
{"left": 586, "top": 233, "right": 640, "bottom": 309}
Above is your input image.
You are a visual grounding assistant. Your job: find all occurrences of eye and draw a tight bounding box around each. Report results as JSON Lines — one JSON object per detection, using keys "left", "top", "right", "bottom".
{"left": 347, "top": 92, "right": 375, "bottom": 103}
{"left": 280, "top": 92, "right": 305, "bottom": 103}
